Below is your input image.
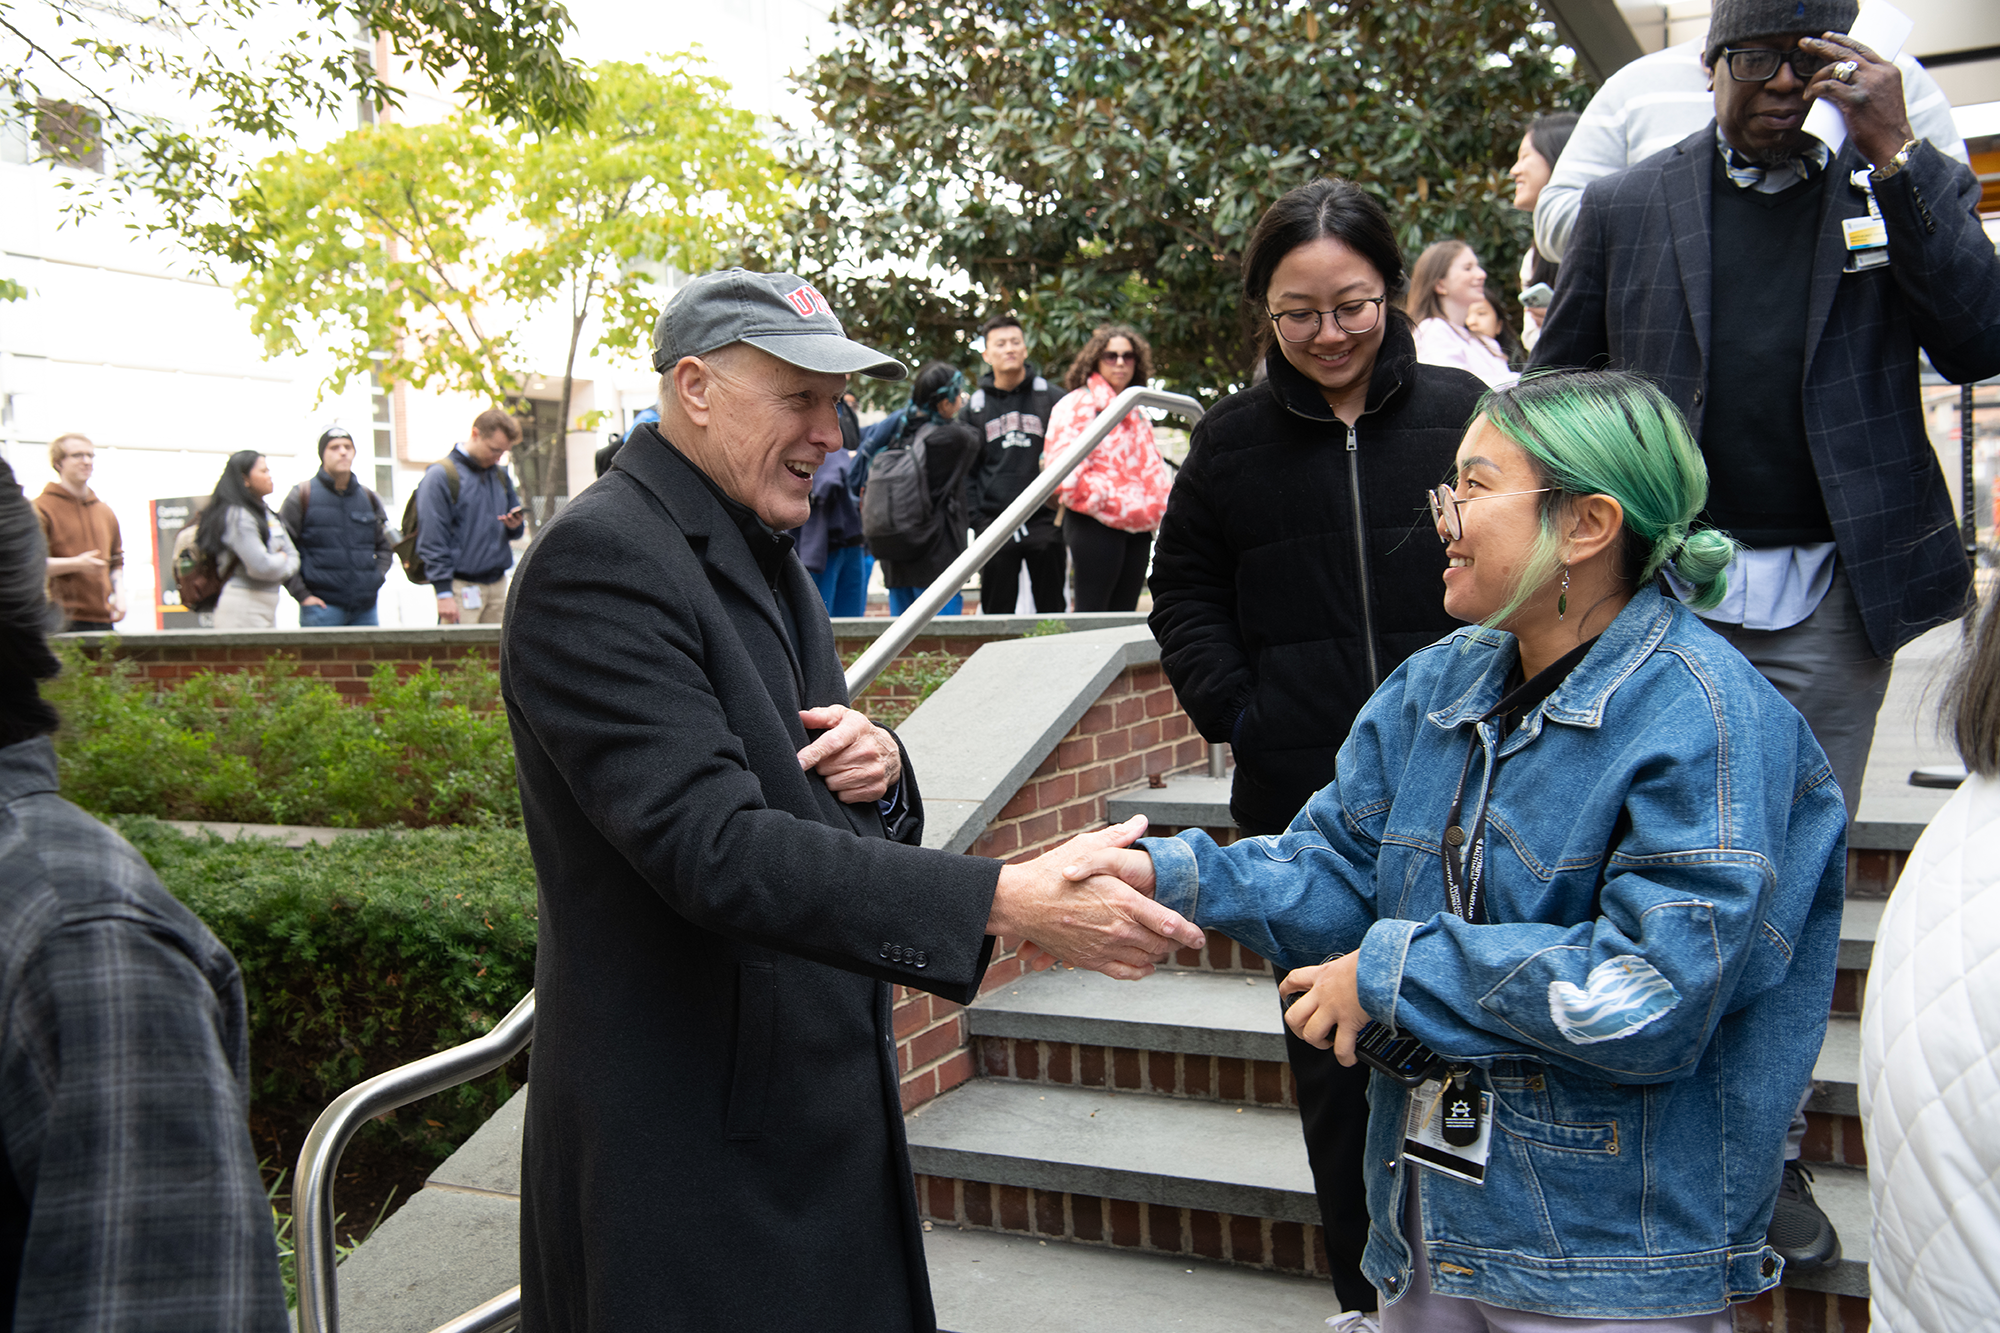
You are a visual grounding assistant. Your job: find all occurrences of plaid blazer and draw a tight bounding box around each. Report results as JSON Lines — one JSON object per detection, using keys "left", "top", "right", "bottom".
{"left": 1532, "top": 123, "right": 1999, "bottom": 658}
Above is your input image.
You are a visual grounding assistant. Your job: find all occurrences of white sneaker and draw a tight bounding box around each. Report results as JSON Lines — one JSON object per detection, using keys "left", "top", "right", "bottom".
{"left": 1326, "top": 1314, "right": 1380, "bottom": 1333}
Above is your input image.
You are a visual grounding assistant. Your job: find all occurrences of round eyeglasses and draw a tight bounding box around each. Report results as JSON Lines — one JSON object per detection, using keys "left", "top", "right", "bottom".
{"left": 1267, "top": 298, "right": 1386, "bottom": 342}
{"left": 1427, "top": 483, "right": 1554, "bottom": 543}
{"left": 1716, "top": 45, "right": 1829, "bottom": 84}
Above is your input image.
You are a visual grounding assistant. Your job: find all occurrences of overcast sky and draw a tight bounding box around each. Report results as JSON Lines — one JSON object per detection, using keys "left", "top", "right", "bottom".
{"left": 557, "top": 0, "right": 843, "bottom": 127}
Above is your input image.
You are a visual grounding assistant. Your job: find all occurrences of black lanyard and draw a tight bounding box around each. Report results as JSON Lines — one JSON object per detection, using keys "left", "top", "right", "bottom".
{"left": 1440, "top": 636, "right": 1600, "bottom": 926}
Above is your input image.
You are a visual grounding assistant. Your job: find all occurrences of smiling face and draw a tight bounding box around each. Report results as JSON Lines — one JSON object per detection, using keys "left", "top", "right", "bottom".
{"left": 1436, "top": 247, "right": 1487, "bottom": 312}
{"left": 56, "top": 441, "right": 95, "bottom": 489}
{"left": 1438, "top": 418, "right": 1553, "bottom": 628}
{"left": 1265, "top": 235, "right": 1390, "bottom": 415}
{"left": 1710, "top": 32, "right": 1814, "bottom": 164}
{"left": 1509, "top": 132, "right": 1553, "bottom": 211}
{"left": 1098, "top": 336, "right": 1138, "bottom": 393}
{"left": 686, "top": 345, "right": 847, "bottom": 528}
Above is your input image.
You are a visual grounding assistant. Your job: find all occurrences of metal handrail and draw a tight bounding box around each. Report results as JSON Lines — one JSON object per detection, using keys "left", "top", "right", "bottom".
{"left": 293, "top": 385, "right": 1211, "bottom": 1333}
{"left": 294, "top": 992, "right": 537, "bottom": 1333}
{"left": 843, "top": 385, "right": 1206, "bottom": 695}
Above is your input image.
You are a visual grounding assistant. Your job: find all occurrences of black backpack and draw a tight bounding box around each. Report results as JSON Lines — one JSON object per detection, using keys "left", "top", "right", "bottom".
{"left": 860, "top": 422, "right": 940, "bottom": 561}
{"left": 395, "top": 459, "right": 460, "bottom": 585}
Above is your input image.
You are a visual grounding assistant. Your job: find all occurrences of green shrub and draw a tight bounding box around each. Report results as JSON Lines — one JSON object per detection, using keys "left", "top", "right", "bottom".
{"left": 47, "top": 644, "right": 520, "bottom": 828}
{"left": 116, "top": 818, "right": 538, "bottom": 1165}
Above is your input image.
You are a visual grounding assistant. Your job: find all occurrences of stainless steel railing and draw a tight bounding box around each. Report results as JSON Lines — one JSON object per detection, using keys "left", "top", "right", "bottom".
{"left": 844, "top": 385, "right": 1206, "bottom": 693}
{"left": 292, "top": 384, "right": 1210, "bottom": 1333}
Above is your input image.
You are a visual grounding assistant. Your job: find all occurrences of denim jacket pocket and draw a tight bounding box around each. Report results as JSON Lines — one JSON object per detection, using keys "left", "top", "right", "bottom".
{"left": 1490, "top": 1091, "right": 1621, "bottom": 1155}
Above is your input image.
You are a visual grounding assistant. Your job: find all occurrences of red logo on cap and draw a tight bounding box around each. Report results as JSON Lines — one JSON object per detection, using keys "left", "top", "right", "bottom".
{"left": 784, "top": 284, "right": 833, "bottom": 319}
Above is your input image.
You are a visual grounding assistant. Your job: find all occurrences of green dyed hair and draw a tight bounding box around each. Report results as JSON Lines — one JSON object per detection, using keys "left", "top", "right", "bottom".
{"left": 1471, "top": 369, "right": 1740, "bottom": 630}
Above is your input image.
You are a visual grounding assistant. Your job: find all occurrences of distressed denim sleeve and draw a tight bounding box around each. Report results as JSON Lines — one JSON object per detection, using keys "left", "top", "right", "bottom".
{"left": 1360, "top": 696, "right": 1848, "bottom": 1084}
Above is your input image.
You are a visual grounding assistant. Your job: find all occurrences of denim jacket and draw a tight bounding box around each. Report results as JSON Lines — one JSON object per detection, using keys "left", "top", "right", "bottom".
{"left": 1146, "top": 587, "right": 1847, "bottom": 1318}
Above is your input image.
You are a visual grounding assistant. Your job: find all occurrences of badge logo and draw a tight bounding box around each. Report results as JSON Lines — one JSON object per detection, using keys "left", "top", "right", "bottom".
{"left": 783, "top": 284, "right": 834, "bottom": 319}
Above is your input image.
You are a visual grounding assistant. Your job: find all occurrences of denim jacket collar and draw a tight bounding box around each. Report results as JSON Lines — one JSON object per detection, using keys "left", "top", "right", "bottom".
{"left": 1426, "top": 587, "right": 1680, "bottom": 745}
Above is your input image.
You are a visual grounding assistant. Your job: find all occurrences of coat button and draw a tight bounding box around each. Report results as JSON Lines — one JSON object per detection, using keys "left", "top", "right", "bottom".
{"left": 1692, "top": 389, "right": 1704, "bottom": 406}
{"left": 1444, "top": 826, "right": 1465, "bottom": 847}
{"left": 1762, "top": 1256, "right": 1777, "bottom": 1278}
{"left": 915, "top": 951, "right": 929, "bottom": 968}
{"left": 880, "top": 943, "right": 891, "bottom": 959}
{"left": 1385, "top": 1275, "right": 1401, "bottom": 1293}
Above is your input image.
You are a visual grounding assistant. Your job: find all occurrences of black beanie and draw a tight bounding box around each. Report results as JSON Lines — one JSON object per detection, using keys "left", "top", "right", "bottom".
{"left": 316, "top": 426, "right": 355, "bottom": 460}
{"left": 1706, "top": 0, "right": 1857, "bottom": 63}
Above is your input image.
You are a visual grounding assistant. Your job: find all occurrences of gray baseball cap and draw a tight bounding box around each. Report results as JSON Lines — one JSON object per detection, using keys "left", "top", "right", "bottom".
{"left": 651, "top": 269, "right": 906, "bottom": 381}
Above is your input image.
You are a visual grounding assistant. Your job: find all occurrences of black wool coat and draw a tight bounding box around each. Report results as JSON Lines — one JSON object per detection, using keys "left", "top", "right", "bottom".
{"left": 500, "top": 425, "right": 1001, "bottom": 1333}
{"left": 1148, "top": 320, "right": 1487, "bottom": 833}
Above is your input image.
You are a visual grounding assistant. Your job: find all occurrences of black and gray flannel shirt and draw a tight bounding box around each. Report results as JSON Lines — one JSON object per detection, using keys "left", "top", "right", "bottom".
{"left": 0, "top": 737, "right": 288, "bottom": 1331}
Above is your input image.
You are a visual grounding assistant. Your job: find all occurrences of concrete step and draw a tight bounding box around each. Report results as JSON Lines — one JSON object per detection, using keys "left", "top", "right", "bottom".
{"left": 970, "top": 966, "right": 1864, "bottom": 1126}
{"left": 925, "top": 1225, "right": 1341, "bottom": 1332}
{"left": 1777, "top": 1163, "right": 1871, "bottom": 1299}
{"left": 906, "top": 1079, "right": 1320, "bottom": 1226}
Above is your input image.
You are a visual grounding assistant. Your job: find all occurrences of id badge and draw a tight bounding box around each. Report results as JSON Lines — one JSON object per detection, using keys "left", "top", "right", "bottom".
{"left": 460, "top": 585, "right": 483, "bottom": 611}
{"left": 1402, "top": 1081, "right": 1494, "bottom": 1185}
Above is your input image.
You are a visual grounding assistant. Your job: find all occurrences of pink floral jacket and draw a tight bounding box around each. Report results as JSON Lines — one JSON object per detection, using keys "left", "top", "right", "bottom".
{"left": 1041, "top": 374, "right": 1173, "bottom": 533}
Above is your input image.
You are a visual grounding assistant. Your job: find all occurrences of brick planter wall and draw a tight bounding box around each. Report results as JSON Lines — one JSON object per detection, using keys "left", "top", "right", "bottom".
{"left": 890, "top": 660, "right": 1213, "bottom": 1113}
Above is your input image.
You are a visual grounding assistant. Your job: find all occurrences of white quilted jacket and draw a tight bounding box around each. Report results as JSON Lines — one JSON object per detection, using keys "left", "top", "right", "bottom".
{"left": 1861, "top": 772, "right": 2000, "bottom": 1332}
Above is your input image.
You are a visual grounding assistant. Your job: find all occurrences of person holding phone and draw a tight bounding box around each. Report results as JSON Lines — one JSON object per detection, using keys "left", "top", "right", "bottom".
{"left": 413, "top": 408, "right": 528, "bottom": 625}
{"left": 1070, "top": 371, "right": 1847, "bottom": 1327}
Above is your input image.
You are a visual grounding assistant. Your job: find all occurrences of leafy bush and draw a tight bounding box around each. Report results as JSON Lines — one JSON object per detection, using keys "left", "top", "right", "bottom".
{"left": 47, "top": 645, "right": 520, "bottom": 828}
{"left": 118, "top": 818, "right": 538, "bottom": 1170}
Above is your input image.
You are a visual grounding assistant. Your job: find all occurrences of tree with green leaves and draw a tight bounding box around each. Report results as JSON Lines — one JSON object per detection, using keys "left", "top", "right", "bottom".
{"left": 785, "top": 0, "right": 1591, "bottom": 400}
{"left": 227, "top": 58, "right": 787, "bottom": 520}
{"left": 4, "top": 0, "right": 588, "bottom": 242}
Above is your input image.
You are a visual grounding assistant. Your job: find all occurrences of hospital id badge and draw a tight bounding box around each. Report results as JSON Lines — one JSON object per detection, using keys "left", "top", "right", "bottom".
{"left": 460, "top": 585, "right": 482, "bottom": 611}
{"left": 1402, "top": 1081, "right": 1494, "bottom": 1185}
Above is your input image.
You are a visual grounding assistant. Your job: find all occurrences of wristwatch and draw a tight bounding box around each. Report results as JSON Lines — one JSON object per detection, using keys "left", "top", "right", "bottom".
{"left": 1871, "top": 137, "right": 1920, "bottom": 182}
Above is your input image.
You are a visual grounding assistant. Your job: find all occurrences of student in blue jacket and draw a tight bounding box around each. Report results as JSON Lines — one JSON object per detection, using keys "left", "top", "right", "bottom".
{"left": 1061, "top": 370, "right": 1847, "bottom": 1328}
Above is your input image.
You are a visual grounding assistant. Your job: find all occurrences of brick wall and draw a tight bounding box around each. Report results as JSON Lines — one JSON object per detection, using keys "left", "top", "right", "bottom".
{"left": 891, "top": 661, "right": 1213, "bottom": 1112}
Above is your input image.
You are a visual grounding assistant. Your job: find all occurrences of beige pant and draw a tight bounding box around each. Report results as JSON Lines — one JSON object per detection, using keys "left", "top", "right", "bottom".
{"left": 212, "top": 580, "right": 280, "bottom": 629}
{"left": 447, "top": 576, "right": 508, "bottom": 625}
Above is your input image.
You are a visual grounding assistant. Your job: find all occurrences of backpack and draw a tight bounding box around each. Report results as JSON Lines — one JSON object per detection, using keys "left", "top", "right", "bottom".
{"left": 846, "top": 407, "right": 909, "bottom": 501}
{"left": 170, "top": 520, "right": 233, "bottom": 613}
{"left": 860, "top": 421, "right": 941, "bottom": 562}
{"left": 394, "top": 459, "right": 460, "bottom": 585}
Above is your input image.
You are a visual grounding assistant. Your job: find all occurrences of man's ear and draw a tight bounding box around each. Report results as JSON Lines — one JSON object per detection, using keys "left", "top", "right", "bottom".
{"left": 671, "top": 356, "right": 715, "bottom": 428}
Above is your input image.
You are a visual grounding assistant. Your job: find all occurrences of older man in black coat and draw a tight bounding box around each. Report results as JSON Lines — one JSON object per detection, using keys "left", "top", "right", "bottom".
{"left": 500, "top": 269, "right": 1202, "bottom": 1333}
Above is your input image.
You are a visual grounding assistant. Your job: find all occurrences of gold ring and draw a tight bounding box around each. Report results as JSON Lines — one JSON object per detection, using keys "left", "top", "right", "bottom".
{"left": 1832, "top": 60, "right": 1859, "bottom": 84}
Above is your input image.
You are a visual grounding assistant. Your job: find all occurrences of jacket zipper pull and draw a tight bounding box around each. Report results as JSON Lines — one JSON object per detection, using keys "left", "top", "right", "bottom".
{"left": 1346, "top": 424, "right": 1358, "bottom": 452}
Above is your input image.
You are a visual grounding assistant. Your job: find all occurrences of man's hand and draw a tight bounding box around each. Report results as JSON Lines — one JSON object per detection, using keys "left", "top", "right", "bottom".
{"left": 1801, "top": 33, "right": 1914, "bottom": 171}
{"left": 437, "top": 594, "right": 461, "bottom": 624}
{"left": 988, "top": 816, "right": 1204, "bottom": 981}
{"left": 301, "top": 595, "right": 328, "bottom": 608}
{"left": 1278, "top": 954, "right": 1370, "bottom": 1064}
{"left": 47, "top": 550, "right": 107, "bottom": 577}
{"left": 797, "top": 704, "right": 901, "bottom": 803}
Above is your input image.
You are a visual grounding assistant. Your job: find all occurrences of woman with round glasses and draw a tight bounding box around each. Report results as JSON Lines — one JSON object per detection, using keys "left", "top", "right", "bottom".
{"left": 1408, "top": 240, "right": 1515, "bottom": 388}
{"left": 1148, "top": 177, "right": 1489, "bottom": 1320}
{"left": 1082, "top": 369, "right": 1846, "bottom": 1328}
{"left": 1041, "top": 324, "right": 1173, "bottom": 612}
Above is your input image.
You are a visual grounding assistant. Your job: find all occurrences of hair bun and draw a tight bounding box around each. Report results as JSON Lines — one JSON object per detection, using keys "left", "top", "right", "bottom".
{"left": 1671, "top": 528, "right": 1740, "bottom": 611}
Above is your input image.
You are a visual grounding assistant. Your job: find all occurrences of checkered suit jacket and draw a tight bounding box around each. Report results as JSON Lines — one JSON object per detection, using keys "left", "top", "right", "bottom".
{"left": 1532, "top": 123, "right": 2000, "bottom": 658}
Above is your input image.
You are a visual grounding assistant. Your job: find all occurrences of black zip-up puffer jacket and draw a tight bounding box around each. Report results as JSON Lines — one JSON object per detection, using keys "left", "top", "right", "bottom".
{"left": 1148, "top": 318, "right": 1488, "bottom": 834}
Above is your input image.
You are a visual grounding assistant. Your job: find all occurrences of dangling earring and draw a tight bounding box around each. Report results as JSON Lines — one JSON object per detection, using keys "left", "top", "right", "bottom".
{"left": 1558, "top": 564, "right": 1570, "bottom": 622}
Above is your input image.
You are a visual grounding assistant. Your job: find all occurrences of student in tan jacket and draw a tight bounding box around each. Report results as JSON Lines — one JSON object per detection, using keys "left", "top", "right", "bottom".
{"left": 32, "top": 434, "right": 123, "bottom": 632}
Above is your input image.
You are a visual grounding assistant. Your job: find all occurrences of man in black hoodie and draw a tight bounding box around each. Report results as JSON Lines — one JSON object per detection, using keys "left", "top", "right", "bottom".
{"left": 963, "top": 315, "right": 1066, "bottom": 615}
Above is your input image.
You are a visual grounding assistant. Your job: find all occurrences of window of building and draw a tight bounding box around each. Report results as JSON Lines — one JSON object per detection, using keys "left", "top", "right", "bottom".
{"left": 35, "top": 100, "right": 105, "bottom": 173}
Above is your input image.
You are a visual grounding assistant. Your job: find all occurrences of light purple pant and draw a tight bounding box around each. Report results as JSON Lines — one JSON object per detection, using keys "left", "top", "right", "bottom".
{"left": 1378, "top": 1172, "right": 1734, "bottom": 1333}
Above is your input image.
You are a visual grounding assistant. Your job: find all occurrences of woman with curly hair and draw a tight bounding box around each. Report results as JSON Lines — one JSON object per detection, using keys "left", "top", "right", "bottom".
{"left": 1041, "top": 324, "right": 1174, "bottom": 612}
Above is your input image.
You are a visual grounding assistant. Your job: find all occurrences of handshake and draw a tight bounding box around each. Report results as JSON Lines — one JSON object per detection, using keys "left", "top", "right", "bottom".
{"left": 983, "top": 814, "right": 1204, "bottom": 981}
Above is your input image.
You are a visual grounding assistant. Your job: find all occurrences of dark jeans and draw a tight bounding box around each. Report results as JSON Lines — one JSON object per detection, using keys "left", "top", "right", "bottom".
{"left": 979, "top": 535, "right": 1066, "bottom": 615}
{"left": 1062, "top": 510, "right": 1151, "bottom": 612}
{"left": 299, "top": 602, "right": 380, "bottom": 627}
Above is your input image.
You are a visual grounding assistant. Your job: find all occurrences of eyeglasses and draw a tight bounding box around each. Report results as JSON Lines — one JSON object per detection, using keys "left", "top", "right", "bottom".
{"left": 1267, "top": 298, "right": 1386, "bottom": 342}
{"left": 1427, "top": 483, "right": 1553, "bottom": 542}
{"left": 1715, "top": 45, "right": 1829, "bottom": 84}
{"left": 1100, "top": 350, "right": 1137, "bottom": 364}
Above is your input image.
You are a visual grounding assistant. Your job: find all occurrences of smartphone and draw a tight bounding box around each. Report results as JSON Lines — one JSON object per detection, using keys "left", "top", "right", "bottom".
{"left": 1281, "top": 991, "right": 1447, "bottom": 1085}
{"left": 1520, "top": 282, "right": 1554, "bottom": 310}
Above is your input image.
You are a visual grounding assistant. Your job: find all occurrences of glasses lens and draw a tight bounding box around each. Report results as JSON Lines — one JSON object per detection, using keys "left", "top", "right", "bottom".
{"left": 1332, "top": 300, "right": 1381, "bottom": 335}
{"left": 1788, "top": 49, "right": 1829, "bottom": 79}
{"left": 1102, "top": 351, "right": 1135, "bottom": 363}
{"left": 1273, "top": 310, "right": 1320, "bottom": 342}
{"left": 1727, "top": 48, "right": 1781, "bottom": 81}
{"left": 1429, "top": 487, "right": 1460, "bottom": 541}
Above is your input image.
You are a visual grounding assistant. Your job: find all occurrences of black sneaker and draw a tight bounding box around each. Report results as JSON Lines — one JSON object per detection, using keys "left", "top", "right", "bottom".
{"left": 1767, "top": 1161, "right": 1841, "bottom": 1273}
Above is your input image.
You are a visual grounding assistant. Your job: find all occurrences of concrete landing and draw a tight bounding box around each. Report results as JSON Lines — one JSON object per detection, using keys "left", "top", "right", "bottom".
{"left": 904, "top": 1080, "right": 1320, "bottom": 1226}
{"left": 925, "top": 1226, "right": 1340, "bottom": 1332}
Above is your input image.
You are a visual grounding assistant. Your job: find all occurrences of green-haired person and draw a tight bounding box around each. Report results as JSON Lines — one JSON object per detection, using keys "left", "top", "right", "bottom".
{"left": 1062, "top": 369, "right": 1848, "bottom": 1327}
